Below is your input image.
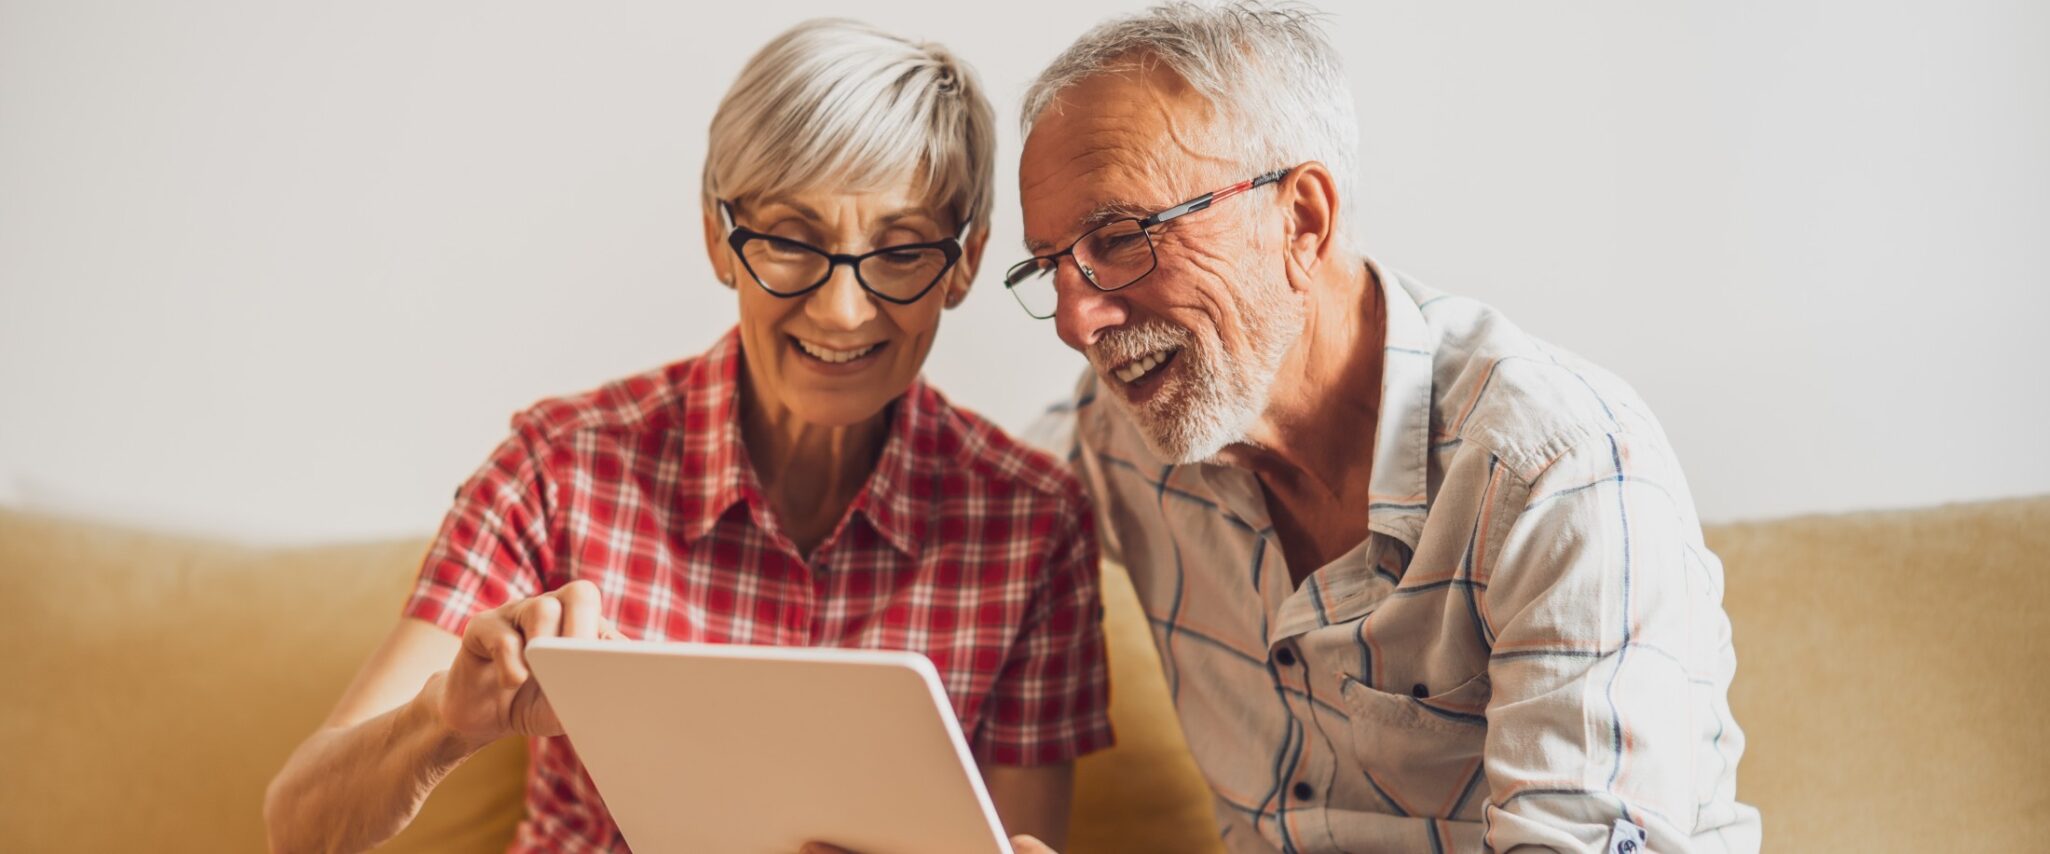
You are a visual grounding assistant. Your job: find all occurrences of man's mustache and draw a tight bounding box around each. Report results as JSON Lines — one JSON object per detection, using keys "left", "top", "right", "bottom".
{"left": 1088, "top": 321, "right": 1192, "bottom": 369}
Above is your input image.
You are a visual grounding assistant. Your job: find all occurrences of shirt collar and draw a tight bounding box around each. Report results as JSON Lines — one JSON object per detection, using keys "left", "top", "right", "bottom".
{"left": 1359, "top": 254, "right": 1436, "bottom": 550}
{"left": 676, "top": 328, "right": 930, "bottom": 559}
{"left": 844, "top": 379, "right": 936, "bottom": 558}
{"left": 677, "top": 329, "right": 756, "bottom": 545}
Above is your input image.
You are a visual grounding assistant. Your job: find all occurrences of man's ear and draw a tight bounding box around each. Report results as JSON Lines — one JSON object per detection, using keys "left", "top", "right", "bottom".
{"left": 945, "top": 225, "right": 990, "bottom": 309}
{"left": 1278, "top": 162, "right": 1341, "bottom": 288}
{"left": 702, "top": 202, "right": 735, "bottom": 288}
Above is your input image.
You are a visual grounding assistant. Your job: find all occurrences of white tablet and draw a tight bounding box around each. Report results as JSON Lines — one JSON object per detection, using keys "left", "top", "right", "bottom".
{"left": 523, "top": 637, "right": 1013, "bottom": 854}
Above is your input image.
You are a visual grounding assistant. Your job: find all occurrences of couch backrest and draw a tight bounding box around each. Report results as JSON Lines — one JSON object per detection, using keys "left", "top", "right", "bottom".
{"left": 0, "top": 511, "right": 522, "bottom": 854}
{"left": 1706, "top": 495, "right": 2050, "bottom": 851}
{"left": 6, "top": 495, "right": 2046, "bottom": 852}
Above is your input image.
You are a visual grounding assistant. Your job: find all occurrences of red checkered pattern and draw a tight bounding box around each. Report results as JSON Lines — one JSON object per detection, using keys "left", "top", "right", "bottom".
{"left": 404, "top": 329, "right": 1113, "bottom": 853}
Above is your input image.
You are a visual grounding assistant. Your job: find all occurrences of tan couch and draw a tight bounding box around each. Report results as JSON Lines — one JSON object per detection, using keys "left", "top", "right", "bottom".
{"left": 3, "top": 496, "right": 2046, "bottom": 852}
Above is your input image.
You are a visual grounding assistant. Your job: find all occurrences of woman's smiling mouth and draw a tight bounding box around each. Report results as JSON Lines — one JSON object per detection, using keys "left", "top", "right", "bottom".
{"left": 791, "top": 335, "right": 886, "bottom": 367}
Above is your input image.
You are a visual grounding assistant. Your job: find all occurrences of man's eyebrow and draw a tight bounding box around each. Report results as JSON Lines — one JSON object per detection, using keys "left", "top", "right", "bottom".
{"left": 1024, "top": 199, "right": 1154, "bottom": 254}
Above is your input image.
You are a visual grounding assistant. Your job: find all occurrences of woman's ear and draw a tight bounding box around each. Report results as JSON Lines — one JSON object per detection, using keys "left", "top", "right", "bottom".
{"left": 945, "top": 225, "right": 990, "bottom": 309}
{"left": 702, "top": 202, "right": 735, "bottom": 288}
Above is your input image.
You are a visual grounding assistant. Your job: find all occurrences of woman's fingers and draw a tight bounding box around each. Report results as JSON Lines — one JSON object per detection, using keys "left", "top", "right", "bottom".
{"left": 515, "top": 592, "right": 564, "bottom": 642}
{"left": 510, "top": 596, "right": 563, "bottom": 686}
{"left": 557, "top": 579, "right": 603, "bottom": 639}
{"left": 460, "top": 608, "right": 531, "bottom": 689}
{"left": 455, "top": 584, "right": 615, "bottom": 727}
{"left": 512, "top": 677, "right": 565, "bottom": 738}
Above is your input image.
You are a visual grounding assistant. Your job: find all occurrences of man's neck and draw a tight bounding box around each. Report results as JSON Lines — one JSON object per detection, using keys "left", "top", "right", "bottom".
{"left": 1221, "top": 260, "right": 1385, "bottom": 493}
{"left": 1217, "top": 259, "right": 1388, "bottom": 581}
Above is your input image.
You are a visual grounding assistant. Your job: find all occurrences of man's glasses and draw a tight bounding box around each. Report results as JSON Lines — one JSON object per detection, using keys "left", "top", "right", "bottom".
{"left": 720, "top": 200, "right": 965, "bottom": 304}
{"left": 1002, "top": 166, "right": 1292, "bottom": 319}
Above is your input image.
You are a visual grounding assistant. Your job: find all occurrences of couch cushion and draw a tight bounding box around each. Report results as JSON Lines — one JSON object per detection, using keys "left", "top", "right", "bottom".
{"left": 0, "top": 510, "right": 523, "bottom": 854}
{"left": 1707, "top": 495, "right": 2050, "bottom": 852}
{"left": 1069, "top": 563, "right": 1224, "bottom": 853}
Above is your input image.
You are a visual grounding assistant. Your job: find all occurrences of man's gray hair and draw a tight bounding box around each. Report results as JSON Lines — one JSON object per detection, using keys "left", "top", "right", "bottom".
{"left": 704, "top": 19, "right": 994, "bottom": 232}
{"left": 1021, "top": 1, "right": 1362, "bottom": 245}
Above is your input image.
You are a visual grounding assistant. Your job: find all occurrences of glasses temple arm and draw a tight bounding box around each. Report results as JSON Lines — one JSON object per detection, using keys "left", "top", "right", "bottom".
{"left": 1142, "top": 167, "right": 1293, "bottom": 228}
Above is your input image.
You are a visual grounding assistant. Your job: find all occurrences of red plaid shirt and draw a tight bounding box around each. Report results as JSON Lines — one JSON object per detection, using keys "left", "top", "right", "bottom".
{"left": 403, "top": 329, "right": 1113, "bottom": 853}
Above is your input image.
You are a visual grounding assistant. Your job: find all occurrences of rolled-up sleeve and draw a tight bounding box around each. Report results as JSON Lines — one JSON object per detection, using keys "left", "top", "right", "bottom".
{"left": 1480, "top": 429, "right": 1736, "bottom": 852}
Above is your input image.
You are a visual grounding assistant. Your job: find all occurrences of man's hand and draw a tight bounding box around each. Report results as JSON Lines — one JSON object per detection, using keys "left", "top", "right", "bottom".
{"left": 798, "top": 836, "right": 1056, "bottom": 854}
{"left": 431, "top": 579, "right": 621, "bottom": 751}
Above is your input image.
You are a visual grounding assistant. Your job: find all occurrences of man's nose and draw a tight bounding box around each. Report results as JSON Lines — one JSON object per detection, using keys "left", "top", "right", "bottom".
{"left": 805, "top": 262, "right": 877, "bottom": 330}
{"left": 1052, "top": 261, "right": 1129, "bottom": 352}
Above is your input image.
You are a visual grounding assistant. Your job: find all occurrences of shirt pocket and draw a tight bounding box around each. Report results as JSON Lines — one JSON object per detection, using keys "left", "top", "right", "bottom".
{"left": 1338, "top": 671, "right": 1491, "bottom": 820}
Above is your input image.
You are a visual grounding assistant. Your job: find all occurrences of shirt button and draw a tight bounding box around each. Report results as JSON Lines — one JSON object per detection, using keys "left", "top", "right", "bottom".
{"left": 1412, "top": 683, "right": 1429, "bottom": 698}
{"left": 1292, "top": 781, "right": 1314, "bottom": 801}
{"left": 1274, "top": 647, "right": 1297, "bottom": 667}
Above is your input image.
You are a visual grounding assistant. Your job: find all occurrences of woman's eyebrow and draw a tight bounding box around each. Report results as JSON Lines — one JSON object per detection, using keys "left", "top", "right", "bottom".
{"left": 876, "top": 209, "right": 940, "bottom": 226}
{"left": 753, "top": 197, "right": 823, "bottom": 222}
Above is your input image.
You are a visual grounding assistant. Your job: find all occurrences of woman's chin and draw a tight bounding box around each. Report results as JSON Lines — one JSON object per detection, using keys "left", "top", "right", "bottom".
{"left": 777, "top": 390, "right": 898, "bottom": 430}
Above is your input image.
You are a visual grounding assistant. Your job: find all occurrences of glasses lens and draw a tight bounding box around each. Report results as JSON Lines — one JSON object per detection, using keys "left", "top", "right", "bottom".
{"left": 740, "top": 236, "right": 829, "bottom": 294}
{"left": 858, "top": 246, "right": 952, "bottom": 302}
{"left": 1074, "top": 219, "right": 1154, "bottom": 290}
{"left": 1005, "top": 259, "right": 1058, "bottom": 319}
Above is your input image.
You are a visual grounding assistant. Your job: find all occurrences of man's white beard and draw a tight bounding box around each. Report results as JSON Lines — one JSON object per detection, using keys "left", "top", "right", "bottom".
{"left": 1090, "top": 275, "right": 1303, "bottom": 464}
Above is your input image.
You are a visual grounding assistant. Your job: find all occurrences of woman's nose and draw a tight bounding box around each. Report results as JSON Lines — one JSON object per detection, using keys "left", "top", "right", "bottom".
{"left": 805, "top": 263, "right": 878, "bottom": 330}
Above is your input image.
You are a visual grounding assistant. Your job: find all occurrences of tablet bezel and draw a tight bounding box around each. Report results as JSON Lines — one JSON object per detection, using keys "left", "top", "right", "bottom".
{"left": 523, "top": 637, "right": 1014, "bottom": 854}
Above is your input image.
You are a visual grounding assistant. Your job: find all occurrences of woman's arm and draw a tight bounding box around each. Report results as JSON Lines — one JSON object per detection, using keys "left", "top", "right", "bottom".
{"left": 262, "top": 619, "right": 468, "bottom": 854}
{"left": 263, "top": 580, "right": 609, "bottom": 853}
{"left": 986, "top": 763, "right": 1075, "bottom": 850}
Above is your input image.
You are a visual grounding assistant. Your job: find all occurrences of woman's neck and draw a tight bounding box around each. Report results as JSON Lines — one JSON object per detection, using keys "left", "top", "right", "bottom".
{"left": 737, "top": 375, "right": 891, "bottom": 557}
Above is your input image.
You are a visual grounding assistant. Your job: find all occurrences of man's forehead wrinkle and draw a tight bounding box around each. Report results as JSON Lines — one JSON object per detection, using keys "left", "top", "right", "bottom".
{"left": 1019, "top": 64, "right": 1229, "bottom": 253}
{"left": 1021, "top": 129, "right": 1161, "bottom": 251}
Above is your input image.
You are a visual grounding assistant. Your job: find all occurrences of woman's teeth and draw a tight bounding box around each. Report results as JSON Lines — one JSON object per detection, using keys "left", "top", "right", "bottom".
{"left": 1115, "top": 348, "right": 1175, "bottom": 384}
{"left": 795, "top": 338, "right": 880, "bottom": 364}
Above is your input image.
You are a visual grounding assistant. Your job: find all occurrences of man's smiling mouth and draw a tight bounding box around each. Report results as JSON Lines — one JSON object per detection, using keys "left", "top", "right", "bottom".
{"left": 1111, "top": 346, "right": 1180, "bottom": 387}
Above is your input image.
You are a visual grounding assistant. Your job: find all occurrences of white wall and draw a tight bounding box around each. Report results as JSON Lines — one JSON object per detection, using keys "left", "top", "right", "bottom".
{"left": 3, "top": 1, "right": 2045, "bottom": 544}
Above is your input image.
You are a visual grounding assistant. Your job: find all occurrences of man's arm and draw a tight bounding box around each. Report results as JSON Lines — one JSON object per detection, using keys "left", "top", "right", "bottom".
{"left": 1478, "top": 431, "right": 1741, "bottom": 852}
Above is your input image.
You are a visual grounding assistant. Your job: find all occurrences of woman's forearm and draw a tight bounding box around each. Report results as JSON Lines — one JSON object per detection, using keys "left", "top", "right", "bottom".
{"left": 985, "top": 763, "right": 1075, "bottom": 850}
{"left": 263, "top": 674, "right": 478, "bottom": 854}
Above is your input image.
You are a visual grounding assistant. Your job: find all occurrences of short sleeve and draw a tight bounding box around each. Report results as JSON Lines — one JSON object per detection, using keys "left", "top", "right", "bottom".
{"left": 402, "top": 422, "right": 557, "bottom": 635}
{"left": 975, "top": 491, "right": 1116, "bottom": 765}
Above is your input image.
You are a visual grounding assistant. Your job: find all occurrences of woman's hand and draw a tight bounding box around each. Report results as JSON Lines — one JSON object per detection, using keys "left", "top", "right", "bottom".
{"left": 432, "top": 579, "right": 620, "bottom": 750}
{"left": 798, "top": 837, "right": 1055, "bottom": 854}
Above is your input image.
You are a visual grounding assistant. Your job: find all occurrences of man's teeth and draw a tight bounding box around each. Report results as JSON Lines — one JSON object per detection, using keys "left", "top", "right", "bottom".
{"left": 1114, "top": 349, "right": 1175, "bottom": 384}
{"left": 796, "top": 339, "right": 880, "bottom": 364}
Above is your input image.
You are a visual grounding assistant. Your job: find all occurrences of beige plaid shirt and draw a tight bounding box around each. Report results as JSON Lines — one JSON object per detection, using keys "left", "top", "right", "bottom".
{"left": 1039, "top": 261, "right": 1761, "bottom": 852}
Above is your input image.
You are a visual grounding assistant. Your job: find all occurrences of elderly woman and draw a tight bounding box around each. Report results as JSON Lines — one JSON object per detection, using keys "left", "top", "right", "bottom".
{"left": 264, "top": 19, "right": 1111, "bottom": 853}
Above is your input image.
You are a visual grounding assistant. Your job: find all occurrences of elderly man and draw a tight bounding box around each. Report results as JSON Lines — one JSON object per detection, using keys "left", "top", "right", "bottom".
{"left": 1009, "top": 3, "right": 1761, "bottom": 852}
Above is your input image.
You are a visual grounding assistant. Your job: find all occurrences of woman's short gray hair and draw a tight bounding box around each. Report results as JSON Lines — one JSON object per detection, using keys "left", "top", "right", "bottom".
{"left": 704, "top": 19, "right": 995, "bottom": 233}
{"left": 1021, "top": 1, "right": 1362, "bottom": 246}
